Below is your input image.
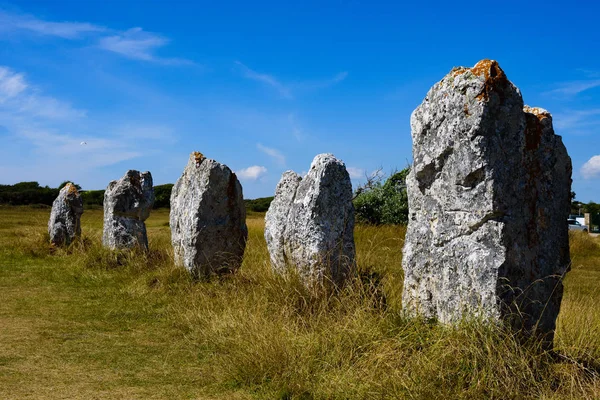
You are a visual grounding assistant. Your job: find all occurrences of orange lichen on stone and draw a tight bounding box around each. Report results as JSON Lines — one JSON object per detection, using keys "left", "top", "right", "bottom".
{"left": 451, "top": 67, "right": 469, "bottom": 77}
{"left": 63, "top": 183, "right": 79, "bottom": 203}
{"left": 523, "top": 105, "right": 550, "bottom": 121}
{"left": 470, "top": 59, "right": 508, "bottom": 101}
{"left": 66, "top": 182, "right": 78, "bottom": 195}
{"left": 524, "top": 106, "right": 551, "bottom": 151}
{"left": 193, "top": 151, "right": 205, "bottom": 166}
{"left": 471, "top": 59, "right": 495, "bottom": 78}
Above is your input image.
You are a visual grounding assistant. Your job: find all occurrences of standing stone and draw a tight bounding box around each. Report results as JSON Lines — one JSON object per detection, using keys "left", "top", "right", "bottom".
{"left": 402, "top": 60, "right": 572, "bottom": 341}
{"left": 265, "top": 153, "right": 356, "bottom": 286}
{"left": 102, "top": 170, "right": 154, "bottom": 249}
{"left": 170, "top": 152, "right": 247, "bottom": 277}
{"left": 264, "top": 171, "right": 302, "bottom": 272}
{"left": 48, "top": 183, "right": 83, "bottom": 246}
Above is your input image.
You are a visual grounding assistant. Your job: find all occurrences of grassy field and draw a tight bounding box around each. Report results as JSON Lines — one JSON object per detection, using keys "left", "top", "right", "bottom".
{"left": 0, "top": 206, "right": 599, "bottom": 399}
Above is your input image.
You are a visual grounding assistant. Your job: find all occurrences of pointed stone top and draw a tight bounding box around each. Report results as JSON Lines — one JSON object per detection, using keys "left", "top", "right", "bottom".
{"left": 309, "top": 153, "right": 346, "bottom": 169}
{"left": 524, "top": 105, "right": 551, "bottom": 121}
{"left": 63, "top": 182, "right": 80, "bottom": 196}
{"left": 192, "top": 151, "right": 206, "bottom": 167}
{"left": 449, "top": 59, "right": 510, "bottom": 101}
{"left": 470, "top": 59, "right": 505, "bottom": 80}
{"left": 451, "top": 59, "right": 504, "bottom": 78}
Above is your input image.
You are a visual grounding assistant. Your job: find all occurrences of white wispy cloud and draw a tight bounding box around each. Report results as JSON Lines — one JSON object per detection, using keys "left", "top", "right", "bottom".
{"left": 99, "top": 28, "right": 166, "bottom": 61}
{"left": 546, "top": 80, "right": 600, "bottom": 97}
{"left": 0, "top": 67, "right": 27, "bottom": 101}
{"left": 98, "top": 27, "right": 192, "bottom": 65}
{"left": 333, "top": 71, "right": 348, "bottom": 83}
{"left": 300, "top": 71, "right": 348, "bottom": 91}
{"left": 288, "top": 113, "right": 307, "bottom": 142}
{"left": 18, "top": 128, "right": 142, "bottom": 167}
{"left": 0, "top": 10, "right": 191, "bottom": 65}
{"left": 0, "top": 65, "right": 85, "bottom": 119}
{"left": 235, "top": 61, "right": 348, "bottom": 99}
{"left": 0, "top": 127, "right": 145, "bottom": 189}
{"left": 0, "top": 65, "right": 158, "bottom": 178}
{"left": 0, "top": 10, "right": 105, "bottom": 39}
{"left": 581, "top": 155, "right": 600, "bottom": 179}
{"left": 20, "top": 93, "right": 87, "bottom": 119}
{"left": 236, "top": 165, "right": 267, "bottom": 181}
{"left": 235, "top": 61, "right": 292, "bottom": 98}
{"left": 553, "top": 108, "right": 600, "bottom": 134}
{"left": 257, "top": 143, "right": 286, "bottom": 165}
{"left": 347, "top": 167, "right": 366, "bottom": 179}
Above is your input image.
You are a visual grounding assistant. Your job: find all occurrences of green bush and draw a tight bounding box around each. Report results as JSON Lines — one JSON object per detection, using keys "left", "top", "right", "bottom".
{"left": 244, "top": 196, "right": 274, "bottom": 213}
{"left": 353, "top": 168, "right": 410, "bottom": 225}
{"left": 79, "top": 190, "right": 104, "bottom": 207}
{"left": 153, "top": 184, "right": 174, "bottom": 209}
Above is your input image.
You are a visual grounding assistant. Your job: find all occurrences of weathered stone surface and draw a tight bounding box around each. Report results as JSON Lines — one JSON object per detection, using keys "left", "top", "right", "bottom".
{"left": 170, "top": 152, "right": 247, "bottom": 277}
{"left": 48, "top": 183, "right": 83, "bottom": 246}
{"left": 102, "top": 170, "right": 154, "bottom": 249}
{"left": 264, "top": 171, "right": 302, "bottom": 272}
{"left": 402, "top": 60, "right": 572, "bottom": 340}
{"left": 265, "top": 153, "right": 356, "bottom": 286}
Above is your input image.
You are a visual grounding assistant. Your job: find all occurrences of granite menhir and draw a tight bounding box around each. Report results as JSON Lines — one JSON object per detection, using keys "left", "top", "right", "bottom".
{"left": 48, "top": 183, "right": 83, "bottom": 246}
{"left": 102, "top": 170, "right": 154, "bottom": 250}
{"left": 265, "top": 153, "right": 356, "bottom": 287}
{"left": 402, "top": 60, "right": 572, "bottom": 343}
{"left": 170, "top": 152, "right": 247, "bottom": 278}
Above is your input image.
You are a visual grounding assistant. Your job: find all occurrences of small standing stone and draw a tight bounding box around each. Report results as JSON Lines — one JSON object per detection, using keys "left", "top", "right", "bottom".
{"left": 265, "top": 153, "right": 356, "bottom": 286}
{"left": 264, "top": 171, "right": 302, "bottom": 272}
{"left": 402, "top": 60, "right": 572, "bottom": 341}
{"left": 170, "top": 152, "right": 247, "bottom": 277}
{"left": 48, "top": 183, "right": 83, "bottom": 246}
{"left": 102, "top": 170, "right": 154, "bottom": 249}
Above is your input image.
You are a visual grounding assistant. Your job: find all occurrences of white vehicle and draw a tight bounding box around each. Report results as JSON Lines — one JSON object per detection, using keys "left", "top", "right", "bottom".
{"left": 567, "top": 219, "right": 588, "bottom": 232}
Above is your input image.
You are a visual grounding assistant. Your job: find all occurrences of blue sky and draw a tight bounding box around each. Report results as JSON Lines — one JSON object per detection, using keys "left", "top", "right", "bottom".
{"left": 0, "top": 1, "right": 599, "bottom": 201}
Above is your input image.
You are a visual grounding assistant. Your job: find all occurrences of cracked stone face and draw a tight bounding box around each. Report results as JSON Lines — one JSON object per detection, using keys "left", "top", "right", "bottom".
{"left": 264, "top": 153, "right": 356, "bottom": 287}
{"left": 48, "top": 183, "right": 83, "bottom": 246}
{"left": 169, "top": 152, "right": 247, "bottom": 278}
{"left": 402, "top": 60, "right": 572, "bottom": 342}
{"left": 102, "top": 170, "right": 154, "bottom": 250}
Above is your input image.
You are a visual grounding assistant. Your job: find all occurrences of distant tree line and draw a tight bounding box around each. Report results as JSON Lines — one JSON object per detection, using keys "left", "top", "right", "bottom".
{"left": 0, "top": 182, "right": 60, "bottom": 206}
{"left": 0, "top": 181, "right": 173, "bottom": 208}
{"left": 0, "top": 181, "right": 100, "bottom": 207}
{"left": 0, "top": 181, "right": 275, "bottom": 212}
{"left": 244, "top": 197, "right": 275, "bottom": 212}
{"left": 3, "top": 179, "right": 597, "bottom": 228}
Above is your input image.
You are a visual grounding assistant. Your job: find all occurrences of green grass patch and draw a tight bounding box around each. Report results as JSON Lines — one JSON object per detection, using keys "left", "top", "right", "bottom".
{"left": 0, "top": 207, "right": 599, "bottom": 399}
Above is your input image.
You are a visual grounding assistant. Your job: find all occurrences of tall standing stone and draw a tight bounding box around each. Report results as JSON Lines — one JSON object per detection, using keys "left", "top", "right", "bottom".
{"left": 170, "top": 152, "right": 247, "bottom": 277}
{"left": 402, "top": 60, "right": 572, "bottom": 340}
{"left": 265, "top": 153, "right": 355, "bottom": 286}
{"left": 102, "top": 170, "right": 154, "bottom": 249}
{"left": 48, "top": 183, "right": 83, "bottom": 246}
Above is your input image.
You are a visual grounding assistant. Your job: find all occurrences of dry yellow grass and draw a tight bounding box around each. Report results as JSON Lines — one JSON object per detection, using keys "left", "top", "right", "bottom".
{"left": 0, "top": 206, "right": 599, "bottom": 399}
